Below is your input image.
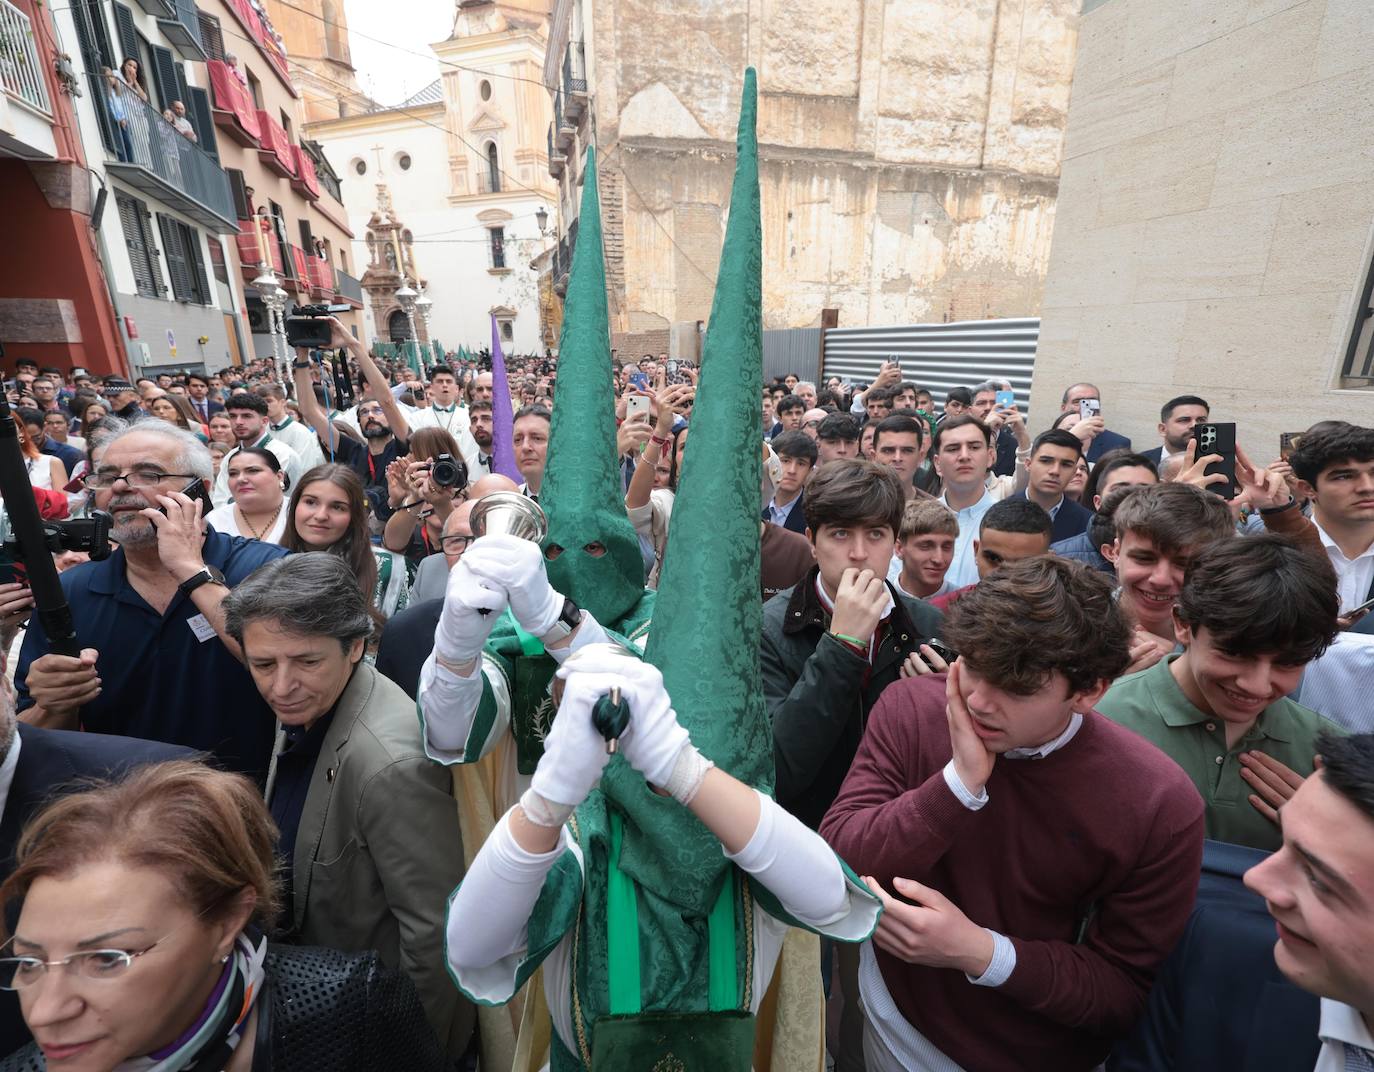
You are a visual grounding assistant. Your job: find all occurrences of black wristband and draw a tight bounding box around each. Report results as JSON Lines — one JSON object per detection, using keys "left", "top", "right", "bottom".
{"left": 1260, "top": 497, "right": 1298, "bottom": 515}
{"left": 292, "top": 360, "right": 311, "bottom": 370}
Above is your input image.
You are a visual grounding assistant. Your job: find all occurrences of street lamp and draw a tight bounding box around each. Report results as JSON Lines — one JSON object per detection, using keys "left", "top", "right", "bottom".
{"left": 414, "top": 284, "right": 433, "bottom": 367}
{"left": 252, "top": 270, "right": 289, "bottom": 384}
{"left": 535, "top": 205, "right": 549, "bottom": 233}
{"left": 394, "top": 280, "right": 419, "bottom": 371}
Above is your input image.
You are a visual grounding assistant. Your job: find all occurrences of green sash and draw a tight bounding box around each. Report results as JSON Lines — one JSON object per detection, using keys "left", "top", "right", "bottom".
{"left": 586, "top": 812, "right": 755, "bottom": 1071}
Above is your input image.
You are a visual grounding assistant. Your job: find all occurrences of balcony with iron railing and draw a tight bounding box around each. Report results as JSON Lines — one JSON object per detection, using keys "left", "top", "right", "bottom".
{"left": 547, "top": 125, "right": 564, "bottom": 177}
{"left": 554, "top": 89, "right": 573, "bottom": 150}
{"left": 335, "top": 268, "right": 364, "bottom": 307}
{"left": 92, "top": 72, "right": 236, "bottom": 232}
{"left": 256, "top": 109, "right": 296, "bottom": 177}
{"left": 562, "top": 44, "right": 586, "bottom": 118}
{"left": 291, "top": 145, "right": 320, "bottom": 200}
{"left": 0, "top": 0, "right": 51, "bottom": 116}
{"left": 206, "top": 58, "right": 259, "bottom": 145}
{"left": 157, "top": 0, "right": 205, "bottom": 60}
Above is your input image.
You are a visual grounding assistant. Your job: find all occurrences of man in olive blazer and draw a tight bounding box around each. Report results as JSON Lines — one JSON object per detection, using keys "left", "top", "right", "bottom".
{"left": 225, "top": 553, "right": 473, "bottom": 1061}
{"left": 282, "top": 660, "right": 473, "bottom": 1058}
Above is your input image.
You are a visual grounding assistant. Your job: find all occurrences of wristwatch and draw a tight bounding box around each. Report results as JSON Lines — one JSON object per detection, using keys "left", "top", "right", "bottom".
{"left": 178, "top": 565, "right": 226, "bottom": 596}
{"left": 540, "top": 597, "right": 583, "bottom": 645}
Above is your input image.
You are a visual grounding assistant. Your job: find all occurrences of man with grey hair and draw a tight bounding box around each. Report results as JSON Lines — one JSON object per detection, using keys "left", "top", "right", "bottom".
{"left": 15, "top": 423, "right": 287, "bottom": 781}
{"left": 795, "top": 380, "right": 818, "bottom": 410}
{"left": 409, "top": 497, "right": 476, "bottom": 603}
{"left": 223, "top": 552, "right": 473, "bottom": 1059}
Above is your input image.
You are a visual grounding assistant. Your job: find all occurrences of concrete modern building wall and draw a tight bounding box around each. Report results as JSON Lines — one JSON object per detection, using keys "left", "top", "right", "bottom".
{"left": 1029, "top": 0, "right": 1374, "bottom": 454}
{"left": 544, "top": 0, "right": 1081, "bottom": 342}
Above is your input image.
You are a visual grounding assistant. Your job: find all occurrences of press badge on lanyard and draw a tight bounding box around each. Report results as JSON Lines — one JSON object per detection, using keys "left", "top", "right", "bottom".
{"left": 187, "top": 613, "right": 217, "bottom": 643}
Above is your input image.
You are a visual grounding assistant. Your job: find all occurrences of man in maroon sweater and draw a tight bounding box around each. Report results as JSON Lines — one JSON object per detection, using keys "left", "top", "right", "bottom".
{"left": 821, "top": 556, "right": 1205, "bottom": 1071}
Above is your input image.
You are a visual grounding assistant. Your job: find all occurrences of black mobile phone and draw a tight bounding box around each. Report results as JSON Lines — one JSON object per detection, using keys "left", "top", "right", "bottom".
{"left": 158, "top": 477, "right": 213, "bottom": 517}
{"left": 1191, "top": 422, "right": 1238, "bottom": 499}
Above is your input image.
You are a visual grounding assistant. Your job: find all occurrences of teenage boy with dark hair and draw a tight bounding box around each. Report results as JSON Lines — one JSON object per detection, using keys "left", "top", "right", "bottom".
{"left": 1051, "top": 450, "right": 1159, "bottom": 570}
{"left": 891, "top": 499, "right": 958, "bottom": 600}
{"left": 931, "top": 497, "right": 1053, "bottom": 610}
{"left": 863, "top": 385, "right": 896, "bottom": 424}
{"left": 815, "top": 412, "right": 861, "bottom": 464}
{"left": 871, "top": 413, "right": 931, "bottom": 502}
{"left": 1289, "top": 423, "right": 1374, "bottom": 617}
{"left": 931, "top": 415, "right": 1027, "bottom": 587}
{"left": 942, "top": 386, "right": 973, "bottom": 420}
{"left": 1007, "top": 428, "right": 1091, "bottom": 541}
{"left": 821, "top": 557, "right": 1204, "bottom": 1072}
{"left": 1099, "top": 534, "right": 1343, "bottom": 851}
{"left": 769, "top": 393, "right": 807, "bottom": 438}
{"left": 762, "top": 457, "right": 943, "bottom": 829}
{"left": 763, "top": 429, "right": 817, "bottom": 534}
{"left": 1244, "top": 732, "right": 1374, "bottom": 1069}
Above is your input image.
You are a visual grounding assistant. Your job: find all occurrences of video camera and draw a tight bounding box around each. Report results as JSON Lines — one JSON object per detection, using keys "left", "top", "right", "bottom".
{"left": 0, "top": 510, "right": 113, "bottom": 586}
{"left": 285, "top": 303, "right": 351, "bottom": 349}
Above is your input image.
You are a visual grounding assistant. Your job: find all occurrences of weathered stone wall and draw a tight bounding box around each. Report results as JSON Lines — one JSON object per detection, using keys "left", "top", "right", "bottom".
{"left": 589, "top": 0, "right": 1080, "bottom": 330}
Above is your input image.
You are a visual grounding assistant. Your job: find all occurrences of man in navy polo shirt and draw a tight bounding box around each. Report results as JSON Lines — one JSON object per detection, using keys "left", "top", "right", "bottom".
{"left": 15, "top": 423, "right": 286, "bottom": 783}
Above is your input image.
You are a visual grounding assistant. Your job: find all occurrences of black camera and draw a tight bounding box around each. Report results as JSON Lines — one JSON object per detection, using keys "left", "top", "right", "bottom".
{"left": 285, "top": 303, "right": 350, "bottom": 349}
{"left": 0, "top": 511, "right": 113, "bottom": 586}
{"left": 428, "top": 453, "right": 466, "bottom": 489}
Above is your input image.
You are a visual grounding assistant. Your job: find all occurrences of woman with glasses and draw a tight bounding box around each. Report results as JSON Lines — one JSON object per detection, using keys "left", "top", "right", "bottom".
{"left": 0, "top": 759, "right": 448, "bottom": 1071}
{"left": 280, "top": 464, "right": 408, "bottom": 628}
{"left": 205, "top": 448, "right": 288, "bottom": 544}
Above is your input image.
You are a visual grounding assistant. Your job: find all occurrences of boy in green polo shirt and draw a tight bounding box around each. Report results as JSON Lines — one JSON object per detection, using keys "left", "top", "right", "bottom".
{"left": 1098, "top": 533, "right": 1343, "bottom": 851}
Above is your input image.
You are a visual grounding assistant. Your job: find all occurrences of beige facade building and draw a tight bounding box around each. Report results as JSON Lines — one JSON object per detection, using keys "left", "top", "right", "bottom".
{"left": 544, "top": 0, "right": 1081, "bottom": 352}
{"left": 1029, "top": 0, "right": 1374, "bottom": 451}
{"left": 198, "top": 0, "right": 365, "bottom": 357}
{"left": 263, "top": 0, "right": 372, "bottom": 124}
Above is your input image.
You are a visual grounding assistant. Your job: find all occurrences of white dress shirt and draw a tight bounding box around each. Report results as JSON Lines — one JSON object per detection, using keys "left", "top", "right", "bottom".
{"left": 1314, "top": 521, "right": 1374, "bottom": 616}
{"left": 1315, "top": 998, "right": 1374, "bottom": 1071}
{"left": 766, "top": 490, "right": 802, "bottom": 530}
{"left": 1297, "top": 632, "right": 1374, "bottom": 733}
{"left": 939, "top": 489, "right": 997, "bottom": 589}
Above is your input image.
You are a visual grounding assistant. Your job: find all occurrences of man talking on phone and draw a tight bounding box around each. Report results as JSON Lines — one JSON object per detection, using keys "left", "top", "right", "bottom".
{"left": 14, "top": 423, "right": 287, "bottom": 783}
{"left": 1060, "top": 382, "right": 1131, "bottom": 463}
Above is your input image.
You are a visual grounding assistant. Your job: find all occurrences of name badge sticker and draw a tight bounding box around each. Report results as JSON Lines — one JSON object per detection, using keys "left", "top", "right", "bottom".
{"left": 187, "top": 613, "right": 217, "bottom": 643}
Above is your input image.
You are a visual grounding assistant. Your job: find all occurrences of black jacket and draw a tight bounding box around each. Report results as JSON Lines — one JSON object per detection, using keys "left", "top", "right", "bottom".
{"left": 762, "top": 567, "right": 942, "bottom": 829}
{"left": 1, "top": 945, "right": 450, "bottom": 1072}
{"left": 374, "top": 597, "right": 444, "bottom": 700}
{"left": 0, "top": 725, "right": 192, "bottom": 1060}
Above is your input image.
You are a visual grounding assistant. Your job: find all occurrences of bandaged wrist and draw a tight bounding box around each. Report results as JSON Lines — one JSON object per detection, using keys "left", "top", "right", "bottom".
{"left": 520, "top": 787, "right": 574, "bottom": 829}
{"left": 662, "top": 744, "right": 714, "bottom": 806}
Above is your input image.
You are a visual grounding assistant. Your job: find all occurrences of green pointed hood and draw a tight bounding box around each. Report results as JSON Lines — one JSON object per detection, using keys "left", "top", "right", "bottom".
{"left": 604, "top": 68, "right": 768, "bottom": 916}
{"left": 540, "top": 148, "right": 644, "bottom": 624}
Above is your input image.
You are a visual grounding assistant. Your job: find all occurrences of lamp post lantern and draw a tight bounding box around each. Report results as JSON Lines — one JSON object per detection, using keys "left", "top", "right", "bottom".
{"left": 394, "top": 280, "right": 419, "bottom": 371}
{"left": 414, "top": 284, "right": 433, "bottom": 367}
{"left": 253, "top": 271, "right": 289, "bottom": 385}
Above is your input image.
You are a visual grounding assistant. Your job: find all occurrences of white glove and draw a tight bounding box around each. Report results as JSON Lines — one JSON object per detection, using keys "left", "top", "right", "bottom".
{"left": 528, "top": 667, "right": 615, "bottom": 814}
{"left": 434, "top": 557, "right": 507, "bottom": 664}
{"left": 462, "top": 534, "right": 564, "bottom": 637}
{"left": 555, "top": 649, "right": 708, "bottom": 801}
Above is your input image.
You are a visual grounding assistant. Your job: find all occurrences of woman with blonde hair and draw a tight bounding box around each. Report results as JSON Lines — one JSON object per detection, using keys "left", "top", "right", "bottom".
{"left": 0, "top": 760, "right": 447, "bottom": 1070}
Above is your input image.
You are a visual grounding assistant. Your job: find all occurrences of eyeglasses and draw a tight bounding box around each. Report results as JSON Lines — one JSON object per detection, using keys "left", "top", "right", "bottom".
{"left": 440, "top": 534, "right": 473, "bottom": 554}
{"left": 0, "top": 921, "right": 190, "bottom": 991}
{"left": 85, "top": 469, "right": 195, "bottom": 489}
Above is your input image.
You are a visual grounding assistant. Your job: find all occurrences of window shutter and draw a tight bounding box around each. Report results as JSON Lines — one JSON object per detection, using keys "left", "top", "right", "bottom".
{"left": 182, "top": 223, "right": 211, "bottom": 305}
{"left": 197, "top": 12, "right": 223, "bottom": 60}
{"left": 151, "top": 45, "right": 178, "bottom": 112}
{"left": 186, "top": 86, "right": 217, "bottom": 161}
{"left": 118, "top": 194, "right": 164, "bottom": 298}
{"left": 174, "top": 62, "right": 188, "bottom": 110}
{"left": 158, "top": 214, "right": 192, "bottom": 301}
{"left": 226, "top": 168, "right": 249, "bottom": 220}
{"left": 112, "top": 4, "right": 138, "bottom": 69}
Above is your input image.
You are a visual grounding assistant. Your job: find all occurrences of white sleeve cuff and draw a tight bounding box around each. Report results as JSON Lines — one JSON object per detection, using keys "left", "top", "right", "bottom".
{"left": 967, "top": 929, "right": 1015, "bottom": 987}
{"left": 942, "top": 759, "right": 989, "bottom": 811}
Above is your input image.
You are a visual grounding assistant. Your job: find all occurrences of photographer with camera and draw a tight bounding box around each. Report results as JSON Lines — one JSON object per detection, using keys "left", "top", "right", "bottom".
{"left": 291, "top": 317, "right": 411, "bottom": 510}
{"left": 381, "top": 429, "right": 468, "bottom": 566}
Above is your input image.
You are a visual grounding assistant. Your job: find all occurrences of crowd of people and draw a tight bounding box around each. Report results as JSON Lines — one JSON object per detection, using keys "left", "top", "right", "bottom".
{"left": 0, "top": 72, "right": 1373, "bottom": 1072}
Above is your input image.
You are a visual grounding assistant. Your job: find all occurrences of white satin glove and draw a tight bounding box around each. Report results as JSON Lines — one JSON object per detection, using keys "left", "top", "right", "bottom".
{"left": 434, "top": 556, "right": 507, "bottom": 664}
{"left": 527, "top": 665, "right": 616, "bottom": 816}
{"left": 461, "top": 534, "right": 564, "bottom": 637}
{"left": 555, "top": 648, "right": 707, "bottom": 800}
